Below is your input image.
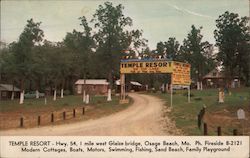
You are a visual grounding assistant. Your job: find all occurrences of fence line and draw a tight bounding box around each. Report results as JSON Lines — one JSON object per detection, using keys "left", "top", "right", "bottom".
{"left": 0, "top": 106, "right": 86, "bottom": 129}
{"left": 197, "top": 107, "right": 242, "bottom": 136}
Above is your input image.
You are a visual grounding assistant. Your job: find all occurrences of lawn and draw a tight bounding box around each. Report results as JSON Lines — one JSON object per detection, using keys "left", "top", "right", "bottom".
{"left": 0, "top": 95, "right": 122, "bottom": 113}
{"left": 0, "top": 94, "right": 132, "bottom": 129}
{"left": 150, "top": 88, "right": 250, "bottom": 135}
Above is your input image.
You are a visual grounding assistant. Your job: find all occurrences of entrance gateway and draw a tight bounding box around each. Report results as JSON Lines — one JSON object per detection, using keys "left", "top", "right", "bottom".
{"left": 119, "top": 58, "right": 191, "bottom": 107}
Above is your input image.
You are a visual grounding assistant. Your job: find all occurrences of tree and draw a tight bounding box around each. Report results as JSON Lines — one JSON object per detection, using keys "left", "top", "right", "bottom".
{"left": 165, "top": 37, "right": 180, "bottom": 60}
{"left": 63, "top": 16, "right": 95, "bottom": 96}
{"left": 11, "top": 19, "right": 44, "bottom": 104}
{"left": 156, "top": 41, "right": 165, "bottom": 56}
{"left": 91, "top": 2, "right": 133, "bottom": 87}
{"left": 214, "top": 11, "right": 250, "bottom": 86}
{"left": 181, "top": 25, "right": 215, "bottom": 88}
{"left": 127, "top": 29, "right": 148, "bottom": 58}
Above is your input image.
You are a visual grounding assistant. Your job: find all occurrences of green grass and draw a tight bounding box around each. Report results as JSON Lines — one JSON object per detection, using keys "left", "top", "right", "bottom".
{"left": 0, "top": 95, "right": 122, "bottom": 113}
{"left": 150, "top": 88, "right": 250, "bottom": 135}
{"left": 0, "top": 94, "right": 133, "bottom": 129}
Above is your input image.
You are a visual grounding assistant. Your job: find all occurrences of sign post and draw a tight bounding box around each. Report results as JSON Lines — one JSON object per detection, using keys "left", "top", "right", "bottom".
{"left": 170, "top": 84, "right": 173, "bottom": 108}
{"left": 172, "top": 61, "right": 191, "bottom": 105}
{"left": 188, "top": 85, "right": 191, "bottom": 103}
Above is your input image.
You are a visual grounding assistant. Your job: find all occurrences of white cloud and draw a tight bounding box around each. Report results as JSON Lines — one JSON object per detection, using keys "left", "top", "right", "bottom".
{"left": 168, "top": 4, "right": 215, "bottom": 19}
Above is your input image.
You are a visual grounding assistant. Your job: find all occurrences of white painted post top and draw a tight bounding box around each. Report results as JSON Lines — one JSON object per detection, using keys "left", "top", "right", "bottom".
{"left": 237, "top": 108, "right": 245, "bottom": 120}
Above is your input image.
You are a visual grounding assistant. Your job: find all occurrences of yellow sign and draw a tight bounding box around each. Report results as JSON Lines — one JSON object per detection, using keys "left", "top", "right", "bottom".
{"left": 120, "top": 60, "right": 191, "bottom": 85}
{"left": 172, "top": 61, "right": 191, "bottom": 85}
{"left": 120, "top": 60, "right": 173, "bottom": 74}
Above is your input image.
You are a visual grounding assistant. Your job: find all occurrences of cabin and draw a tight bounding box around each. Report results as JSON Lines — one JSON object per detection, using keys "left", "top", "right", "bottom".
{"left": 115, "top": 79, "right": 145, "bottom": 92}
{"left": 0, "top": 84, "right": 20, "bottom": 100}
{"left": 75, "top": 79, "right": 109, "bottom": 95}
{"left": 202, "top": 69, "right": 240, "bottom": 88}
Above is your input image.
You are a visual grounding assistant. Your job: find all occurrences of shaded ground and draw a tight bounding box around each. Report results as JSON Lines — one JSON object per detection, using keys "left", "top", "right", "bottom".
{"left": 0, "top": 93, "right": 180, "bottom": 136}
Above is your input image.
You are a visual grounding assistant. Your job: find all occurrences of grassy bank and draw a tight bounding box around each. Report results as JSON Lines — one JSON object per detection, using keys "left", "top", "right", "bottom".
{"left": 0, "top": 95, "right": 125, "bottom": 113}
{"left": 150, "top": 88, "right": 250, "bottom": 135}
{"left": 0, "top": 95, "right": 132, "bottom": 129}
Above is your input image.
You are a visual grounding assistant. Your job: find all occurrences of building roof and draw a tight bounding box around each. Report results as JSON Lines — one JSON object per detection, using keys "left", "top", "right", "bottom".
{"left": 115, "top": 79, "right": 142, "bottom": 86}
{"left": 130, "top": 81, "right": 142, "bottom": 86}
{"left": 203, "top": 69, "right": 225, "bottom": 79}
{"left": 75, "top": 79, "right": 109, "bottom": 85}
{"left": 0, "top": 84, "right": 20, "bottom": 92}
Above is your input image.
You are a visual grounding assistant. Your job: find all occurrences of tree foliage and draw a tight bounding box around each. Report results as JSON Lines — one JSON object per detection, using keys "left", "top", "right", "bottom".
{"left": 214, "top": 11, "right": 250, "bottom": 85}
{"left": 181, "top": 25, "right": 215, "bottom": 81}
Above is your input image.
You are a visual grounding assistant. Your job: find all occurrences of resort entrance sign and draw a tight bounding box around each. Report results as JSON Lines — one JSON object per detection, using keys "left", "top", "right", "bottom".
{"left": 119, "top": 59, "right": 191, "bottom": 106}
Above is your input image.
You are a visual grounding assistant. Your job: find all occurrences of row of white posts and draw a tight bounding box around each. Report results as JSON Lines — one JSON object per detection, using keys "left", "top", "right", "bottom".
{"left": 81, "top": 89, "right": 112, "bottom": 104}
{"left": 18, "top": 88, "right": 112, "bottom": 105}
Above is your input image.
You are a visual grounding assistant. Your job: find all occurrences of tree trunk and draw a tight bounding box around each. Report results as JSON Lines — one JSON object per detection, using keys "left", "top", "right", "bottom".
{"left": 53, "top": 82, "right": 57, "bottom": 101}
{"left": 60, "top": 79, "right": 65, "bottom": 98}
{"left": 82, "top": 84, "right": 86, "bottom": 103}
{"left": 19, "top": 79, "right": 25, "bottom": 104}
{"left": 70, "top": 77, "right": 75, "bottom": 95}
{"left": 86, "top": 94, "right": 89, "bottom": 104}
{"left": 197, "top": 82, "right": 200, "bottom": 90}
{"left": 0, "top": 71, "right": 1, "bottom": 101}
{"left": 11, "top": 81, "right": 15, "bottom": 100}
{"left": 36, "top": 80, "right": 39, "bottom": 99}
{"left": 20, "top": 90, "right": 24, "bottom": 104}
{"left": 44, "top": 77, "right": 47, "bottom": 105}
{"left": 60, "top": 88, "right": 64, "bottom": 98}
{"left": 107, "top": 88, "right": 112, "bottom": 101}
{"left": 36, "top": 90, "right": 39, "bottom": 99}
{"left": 108, "top": 71, "right": 113, "bottom": 90}
{"left": 53, "top": 89, "right": 57, "bottom": 101}
{"left": 29, "top": 79, "right": 32, "bottom": 91}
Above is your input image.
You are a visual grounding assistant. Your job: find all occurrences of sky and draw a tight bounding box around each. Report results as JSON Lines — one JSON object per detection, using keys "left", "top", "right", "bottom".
{"left": 1, "top": 0, "right": 249, "bottom": 49}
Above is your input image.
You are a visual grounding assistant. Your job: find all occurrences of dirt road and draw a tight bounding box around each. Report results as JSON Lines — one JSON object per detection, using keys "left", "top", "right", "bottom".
{"left": 0, "top": 93, "right": 180, "bottom": 136}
